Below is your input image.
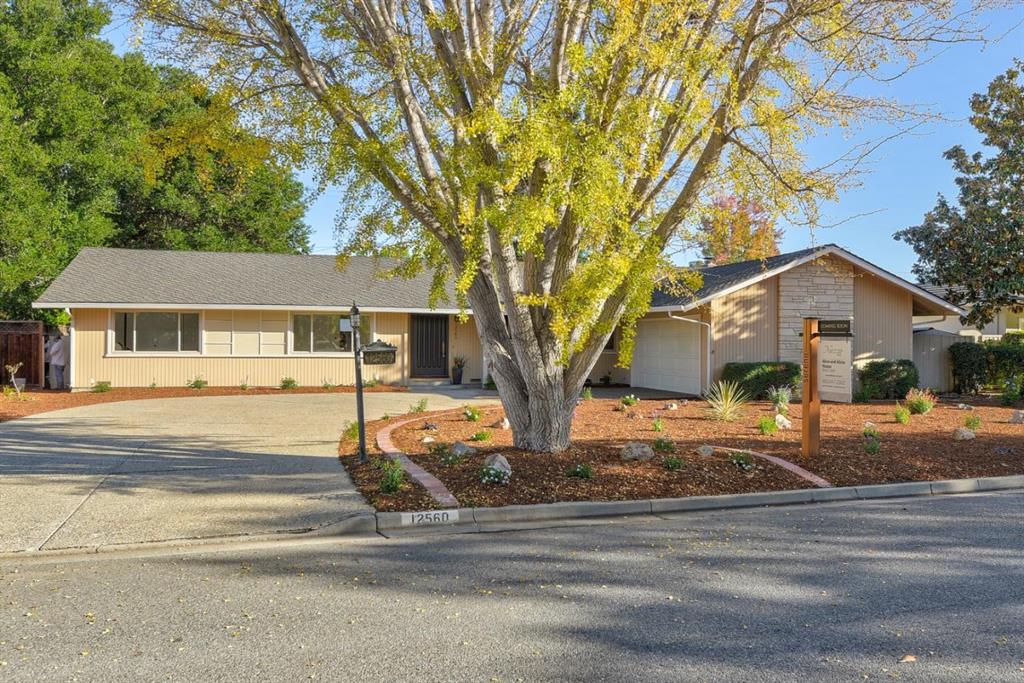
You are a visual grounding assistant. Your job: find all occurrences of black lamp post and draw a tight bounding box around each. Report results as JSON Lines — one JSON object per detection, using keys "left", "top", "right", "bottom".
{"left": 350, "top": 302, "right": 368, "bottom": 463}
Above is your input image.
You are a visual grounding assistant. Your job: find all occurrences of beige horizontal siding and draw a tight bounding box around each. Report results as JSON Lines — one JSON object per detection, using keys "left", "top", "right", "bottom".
{"left": 710, "top": 279, "right": 777, "bottom": 380}
{"left": 71, "top": 309, "right": 410, "bottom": 388}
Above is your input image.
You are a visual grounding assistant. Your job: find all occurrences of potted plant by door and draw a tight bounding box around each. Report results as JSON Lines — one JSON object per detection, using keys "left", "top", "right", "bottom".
{"left": 451, "top": 356, "right": 466, "bottom": 385}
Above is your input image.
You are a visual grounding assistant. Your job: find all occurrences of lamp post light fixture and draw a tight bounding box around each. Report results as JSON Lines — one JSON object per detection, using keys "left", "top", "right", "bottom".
{"left": 350, "top": 302, "right": 368, "bottom": 463}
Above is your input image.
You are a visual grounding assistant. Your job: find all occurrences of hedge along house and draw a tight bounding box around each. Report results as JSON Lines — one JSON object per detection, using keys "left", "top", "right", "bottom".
{"left": 34, "top": 244, "right": 962, "bottom": 398}
{"left": 33, "top": 248, "right": 487, "bottom": 390}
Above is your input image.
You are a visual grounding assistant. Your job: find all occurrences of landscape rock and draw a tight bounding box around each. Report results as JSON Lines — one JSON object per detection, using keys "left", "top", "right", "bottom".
{"left": 483, "top": 453, "right": 512, "bottom": 476}
{"left": 958, "top": 403, "right": 974, "bottom": 411}
{"left": 775, "top": 413, "right": 793, "bottom": 430}
{"left": 665, "top": 402, "right": 679, "bottom": 411}
{"left": 695, "top": 444, "right": 716, "bottom": 458}
{"left": 621, "top": 442, "right": 655, "bottom": 461}
{"left": 451, "top": 441, "right": 478, "bottom": 458}
{"left": 490, "top": 417, "right": 511, "bottom": 430}
{"left": 421, "top": 436, "right": 435, "bottom": 444}
{"left": 422, "top": 422, "right": 439, "bottom": 430}
{"left": 863, "top": 421, "right": 878, "bottom": 433}
{"left": 1011, "top": 410, "right": 1024, "bottom": 425}
{"left": 953, "top": 427, "right": 976, "bottom": 441}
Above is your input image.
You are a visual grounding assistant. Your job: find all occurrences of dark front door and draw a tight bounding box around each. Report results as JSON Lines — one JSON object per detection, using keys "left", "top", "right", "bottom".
{"left": 411, "top": 315, "right": 448, "bottom": 377}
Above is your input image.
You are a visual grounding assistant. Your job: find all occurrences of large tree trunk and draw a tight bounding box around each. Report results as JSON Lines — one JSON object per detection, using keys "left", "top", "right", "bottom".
{"left": 495, "top": 375, "right": 578, "bottom": 452}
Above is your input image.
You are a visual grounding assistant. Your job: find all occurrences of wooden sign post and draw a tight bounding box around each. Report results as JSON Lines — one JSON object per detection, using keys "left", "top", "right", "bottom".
{"left": 802, "top": 317, "right": 820, "bottom": 459}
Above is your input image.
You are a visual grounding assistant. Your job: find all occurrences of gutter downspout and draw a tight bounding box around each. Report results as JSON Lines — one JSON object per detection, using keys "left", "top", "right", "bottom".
{"left": 667, "top": 311, "right": 712, "bottom": 395}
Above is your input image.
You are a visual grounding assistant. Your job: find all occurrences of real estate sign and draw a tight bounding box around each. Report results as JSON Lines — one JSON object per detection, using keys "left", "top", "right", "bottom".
{"left": 817, "top": 337, "right": 852, "bottom": 403}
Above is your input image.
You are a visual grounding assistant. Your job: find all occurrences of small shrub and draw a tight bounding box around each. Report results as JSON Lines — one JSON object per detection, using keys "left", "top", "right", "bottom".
{"left": 566, "top": 463, "right": 594, "bottom": 479}
{"left": 581, "top": 386, "right": 593, "bottom": 401}
{"left": 949, "top": 342, "right": 987, "bottom": 394}
{"left": 322, "top": 381, "right": 336, "bottom": 390}
{"left": 852, "top": 387, "right": 871, "bottom": 404}
{"left": 342, "top": 421, "right": 360, "bottom": 442}
{"left": 862, "top": 423, "right": 880, "bottom": 440}
{"left": 905, "top": 387, "right": 936, "bottom": 415}
{"left": 730, "top": 452, "right": 756, "bottom": 473}
{"left": 363, "top": 378, "right": 379, "bottom": 388}
{"left": 186, "top": 375, "right": 207, "bottom": 390}
{"left": 92, "top": 381, "right": 112, "bottom": 393}
{"left": 864, "top": 437, "right": 881, "bottom": 455}
{"left": 469, "top": 430, "right": 491, "bottom": 442}
{"left": 766, "top": 385, "right": 793, "bottom": 414}
{"left": 857, "top": 360, "right": 919, "bottom": 400}
{"left": 893, "top": 405, "right": 911, "bottom": 425}
{"left": 378, "top": 460, "right": 405, "bottom": 493}
{"left": 705, "top": 380, "right": 750, "bottom": 422}
{"left": 1000, "top": 376, "right": 1021, "bottom": 406}
{"left": 663, "top": 456, "right": 685, "bottom": 471}
{"left": 652, "top": 417, "right": 664, "bottom": 432}
{"left": 149, "top": 381, "right": 158, "bottom": 389}
{"left": 653, "top": 437, "right": 676, "bottom": 453}
{"left": 380, "top": 413, "right": 391, "bottom": 421}
{"left": 464, "top": 405, "right": 481, "bottom": 421}
{"left": 483, "top": 378, "right": 497, "bottom": 390}
{"left": 409, "top": 398, "right": 428, "bottom": 413}
{"left": 757, "top": 415, "right": 779, "bottom": 435}
{"left": 431, "top": 443, "right": 461, "bottom": 465}
{"left": 620, "top": 394, "right": 639, "bottom": 407}
{"left": 280, "top": 376, "right": 299, "bottom": 390}
{"left": 479, "top": 464, "right": 510, "bottom": 485}
{"left": 988, "top": 343, "right": 1024, "bottom": 385}
{"left": 964, "top": 414, "right": 982, "bottom": 431}
{"left": 239, "top": 382, "right": 250, "bottom": 391}
{"left": 721, "top": 362, "right": 801, "bottom": 399}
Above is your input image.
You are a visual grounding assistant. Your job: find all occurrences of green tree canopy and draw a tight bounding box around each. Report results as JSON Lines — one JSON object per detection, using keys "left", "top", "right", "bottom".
{"left": 897, "top": 61, "right": 1024, "bottom": 328}
{"left": 0, "top": 0, "right": 310, "bottom": 320}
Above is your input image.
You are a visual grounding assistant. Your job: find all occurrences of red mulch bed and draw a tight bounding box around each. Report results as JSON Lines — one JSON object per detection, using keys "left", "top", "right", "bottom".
{"left": 340, "top": 397, "right": 1024, "bottom": 511}
{"left": 0, "top": 384, "right": 405, "bottom": 423}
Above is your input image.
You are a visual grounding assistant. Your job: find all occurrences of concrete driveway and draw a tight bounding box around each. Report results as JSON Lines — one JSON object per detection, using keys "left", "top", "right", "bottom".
{"left": 0, "top": 388, "right": 498, "bottom": 553}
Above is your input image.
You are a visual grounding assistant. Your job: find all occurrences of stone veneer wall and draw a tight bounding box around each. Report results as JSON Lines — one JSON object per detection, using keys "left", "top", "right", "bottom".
{"left": 777, "top": 255, "right": 855, "bottom": 364}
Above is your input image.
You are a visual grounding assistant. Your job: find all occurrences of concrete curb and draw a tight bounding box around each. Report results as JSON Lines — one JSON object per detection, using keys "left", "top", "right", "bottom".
{"left": 374, "top": 474, "right": 1024, "bottom": 534}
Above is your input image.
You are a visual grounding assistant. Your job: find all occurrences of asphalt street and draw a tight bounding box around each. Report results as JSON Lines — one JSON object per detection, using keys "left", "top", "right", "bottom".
{"left": 1, "top": 491, "right": 1022, "bottom": 682}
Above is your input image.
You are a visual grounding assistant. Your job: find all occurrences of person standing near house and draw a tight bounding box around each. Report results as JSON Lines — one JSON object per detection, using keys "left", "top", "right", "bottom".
{"left": 48, "top": 333, "right": 66, "bottom": 390}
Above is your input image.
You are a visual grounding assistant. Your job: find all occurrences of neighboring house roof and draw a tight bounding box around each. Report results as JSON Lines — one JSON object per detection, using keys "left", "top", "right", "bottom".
{"left": 33, "top": 248, "right": 458, "bottom": 313}
{"left": 650, "top": 244, "right": 964, "bottom": 317}
{"left": 918, "top": 284, "right": 1024, "bottom": 306}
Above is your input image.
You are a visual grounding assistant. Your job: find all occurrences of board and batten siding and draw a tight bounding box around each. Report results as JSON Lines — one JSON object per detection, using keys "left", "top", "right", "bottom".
{"left": 70, "top": 308, "right": 411, "bottom": 389}
{"left": 448, "top": 315, "right": 484, "bottom": 383}
{"left": 852, "top": 269, "right": 913, "bottom": 373}
{"left": 710, "top": 279, "right": 777, "bottom": 381}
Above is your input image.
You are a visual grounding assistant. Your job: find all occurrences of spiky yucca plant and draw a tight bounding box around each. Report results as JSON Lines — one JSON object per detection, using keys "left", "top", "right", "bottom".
{"left": 705, "top": 381, "right": 750, "bottom": 422}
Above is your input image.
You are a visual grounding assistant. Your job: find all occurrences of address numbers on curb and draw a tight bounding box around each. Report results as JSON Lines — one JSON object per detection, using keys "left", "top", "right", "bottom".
{"left": 400, "top": 510, "right": 460, "bottom": 526}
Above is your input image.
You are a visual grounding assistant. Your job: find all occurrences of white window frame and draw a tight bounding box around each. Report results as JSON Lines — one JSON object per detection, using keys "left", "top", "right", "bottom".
{"left": 288, "top": 311, "right": 375, "bottom": 356}
{"left": 107, "top": 310, "right": 204, "bottom": 357}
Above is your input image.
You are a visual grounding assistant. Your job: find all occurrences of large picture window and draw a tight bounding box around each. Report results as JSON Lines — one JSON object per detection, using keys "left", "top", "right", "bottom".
{"left": 292, "top": 313, "right": 372, "bottom": 354}
{"left": 113, "top": 312, "right": 200, "bottom": 353}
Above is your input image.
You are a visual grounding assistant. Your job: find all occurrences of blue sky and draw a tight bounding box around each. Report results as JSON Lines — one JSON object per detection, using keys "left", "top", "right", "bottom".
{"left": 104, "top": 4, "right": 1024, "bottom": 280}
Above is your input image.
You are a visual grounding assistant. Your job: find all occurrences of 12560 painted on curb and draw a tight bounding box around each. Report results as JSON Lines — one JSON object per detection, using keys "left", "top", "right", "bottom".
{"left": 400, "top": 510, "right": 460, "bottom": 526}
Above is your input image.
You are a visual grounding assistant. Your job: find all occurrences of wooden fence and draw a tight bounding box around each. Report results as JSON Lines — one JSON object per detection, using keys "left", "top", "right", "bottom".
{"left": 0, "top": 321, "right": 45, "bottom": 387}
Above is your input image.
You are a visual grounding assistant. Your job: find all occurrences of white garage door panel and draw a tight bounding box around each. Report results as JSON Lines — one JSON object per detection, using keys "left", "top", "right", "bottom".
{"left": 631, "top": 319, "right": 702, "bottom": 395}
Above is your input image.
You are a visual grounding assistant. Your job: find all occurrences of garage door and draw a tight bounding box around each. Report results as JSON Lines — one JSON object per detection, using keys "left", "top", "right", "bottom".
{"left": 631, "top": 318, "right": 703, "bottom": 396}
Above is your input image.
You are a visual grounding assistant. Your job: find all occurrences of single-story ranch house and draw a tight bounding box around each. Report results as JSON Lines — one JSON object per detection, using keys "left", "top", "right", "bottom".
{"left": 34, "top": 245, "right": 962, "bottom": 397}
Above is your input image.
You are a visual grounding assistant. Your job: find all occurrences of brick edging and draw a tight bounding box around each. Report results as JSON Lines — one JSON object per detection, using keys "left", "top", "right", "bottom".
{"left": 376, "top": 410, "right": 463, "bottom": 508}
{"left": 711, "top": 446, "right": 833, "bottom": 488}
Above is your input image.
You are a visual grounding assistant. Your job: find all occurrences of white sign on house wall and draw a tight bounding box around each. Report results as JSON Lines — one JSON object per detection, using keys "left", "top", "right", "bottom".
{"left": 817, "top": 337, "right": 852, "bottom": 403}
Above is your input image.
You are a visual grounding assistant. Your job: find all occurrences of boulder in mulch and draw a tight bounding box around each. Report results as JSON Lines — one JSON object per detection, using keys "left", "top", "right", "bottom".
{"left": 863, "top": 421, "right": 878, "bottom": 432}
{"left": 483, "top": 453, "right": 512, "bottom": 475}
{"left": 775, "top": 413, "right": 793, "bottom": 430}
{"left": 621, "top": 442, "right": 655, "bottom": 461}
{"left": 958, "top": 403, "right": 974, "bottom": 411}
{"left": 422, "top": 422, "right": 439, "bottom": 430}
{"left": 953, "top": 427, "right": 976, "bottom": 441}
{"left": 490, "top": 417, "right": 511, "bottom": 430}
{"left": 1010, "top": 410, "right": 1024, "bottom": 425}
{"left": 451, "top": 441, "right": 478, "bottom": 457}
{"left": 665, "top": 402, "right": 679, "bottom": 411}
{"left": 421, "top": 436, "right": 435, "bottom": 444}
{"left": 695, "top": 444, "right": 716, "bottom": 458}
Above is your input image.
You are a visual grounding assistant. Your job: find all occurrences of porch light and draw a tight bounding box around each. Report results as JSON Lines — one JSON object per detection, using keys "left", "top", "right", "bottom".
{"left": 350, "top": 302, "right": 361, "bottom": 331}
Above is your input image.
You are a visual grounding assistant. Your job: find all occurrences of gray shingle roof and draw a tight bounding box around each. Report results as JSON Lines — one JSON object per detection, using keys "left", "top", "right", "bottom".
{"left": 34, "top": 248, "right": 456, "bottom": 310}
{"left": 651, "top": 246, "right": 827, "bottom": 308}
